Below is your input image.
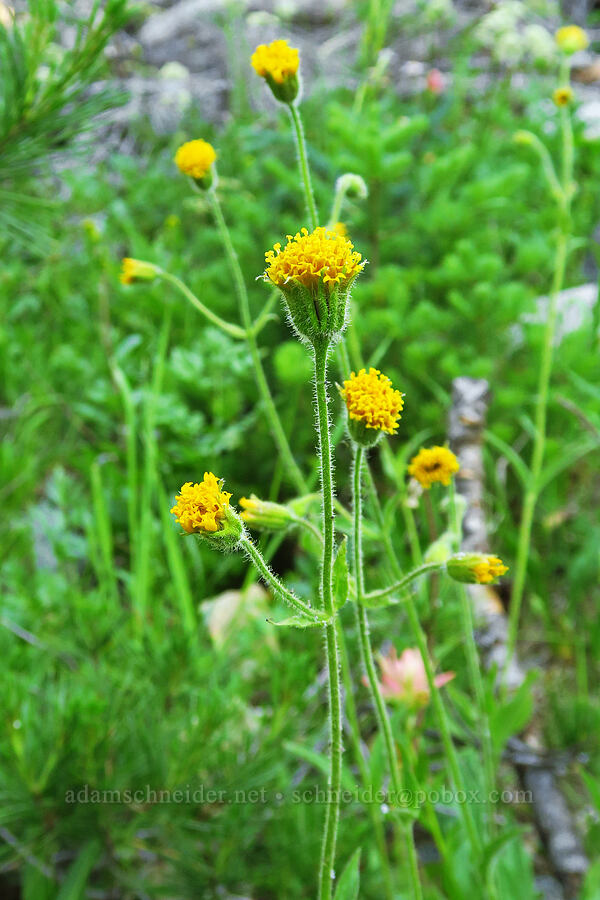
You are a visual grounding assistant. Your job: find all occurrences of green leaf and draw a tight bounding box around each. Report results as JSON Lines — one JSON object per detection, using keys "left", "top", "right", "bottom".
{"left": 489, "top": 671, "right": 538, "bottom": 758}
{"left": 283, "top": 741, "right": 358, "bottom": 792}
{"left": 56, "top": 840, "right": 102, "bottom": 900}
{"left": 484, "top": 430, "right": 530, "bottom": 487}
{"left": 267, "top": 614, "right": 328, "bottom": 628}
{"left": 333, "top": 537, "right": 350, "bottom": 611}
{"left": 482, "top": 827, "right": 524, "bottom": 878}
{"left": 333, "top": 848, "right": 361, "bottom": 900}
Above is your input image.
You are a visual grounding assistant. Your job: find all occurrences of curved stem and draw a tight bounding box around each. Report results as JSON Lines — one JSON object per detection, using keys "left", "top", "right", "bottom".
{"left": 208, "top": 191, "right": 307, "bottom": 494}
{"left": 364, "top": 562, "right": 443, "bottom": 604}
{"left": 313, "top": 339, "right": 343, "bottom": 900}
{"left": 352, "top": 446, "right": 423, "bottom": 900}
{"left": 240, "top": 536, "right": 321, "bottom": 620}
{"left": 289, "top": 102, "right": 319, "bottom": 229}
{"left": 158, "top": 271, "right": 246, "bottom": 339}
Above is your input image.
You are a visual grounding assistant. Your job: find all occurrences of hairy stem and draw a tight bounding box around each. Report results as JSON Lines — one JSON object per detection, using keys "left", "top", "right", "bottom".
{"left": 289, "top": 102, "right": 319, "bottom": 230}
{"left": 240, "top": 536, "right": 321, "bottom": 620}
{"left": 313, "top": 339, "right": 343, "bottom": 900}
{"left": 352, "top": 446, "right": 423, "bottom": 900}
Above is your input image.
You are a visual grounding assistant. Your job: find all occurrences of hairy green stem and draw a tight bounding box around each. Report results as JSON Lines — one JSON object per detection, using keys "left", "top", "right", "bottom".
{"left": 352, "top": 446, "right": 423, "bottom": 900}
{"left": 208, "top": 191, "right": 307, "bottom": 494}
{"left": 313, "top": 339, "right": 343, "bottom": 900}
{"left": 336, "top": 618, "right": 395, "bottom": 900}
{"left": 364, "top": 562, "right": 442, "bottom": 604}
{"left": 240, "top": 536, "right": 322, "bottom": 620}
{"left": 158, "top": 270, "right": 246, "bottom": 339}
{"left": 289, "top": 102, "right": 319, "bottom": 229}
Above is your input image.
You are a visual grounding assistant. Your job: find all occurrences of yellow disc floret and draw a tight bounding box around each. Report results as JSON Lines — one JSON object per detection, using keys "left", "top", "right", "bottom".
{"left": 340, "top": 368, "right": 404, "bottom": 435}
{"left": 472, "top": 556, "right": 509, "bottom": 584}
{"left": 174, "top": 139, "right": 217, "bottom": 180}
{"left": 265, "top": 226, "right": 365, "bottom": 294}
{"left": 251, "top": 39, "right": 299, "bottom": 84}
{"left": 555, "top": 25, "right": 589, "bottom": 53}
{"left": 408, "top": 446, "right": 460, "bottom": 489}
{"left": 553, "top": 86, "right": 574, "bottom": 107}
{"left": 171, "top": 473, "right": 232, "bottom": 534}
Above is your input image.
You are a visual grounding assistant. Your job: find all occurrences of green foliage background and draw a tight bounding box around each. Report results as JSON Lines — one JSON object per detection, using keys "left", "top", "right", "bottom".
{"left": 1, "top": 2, "right": 600, "bottom": 897}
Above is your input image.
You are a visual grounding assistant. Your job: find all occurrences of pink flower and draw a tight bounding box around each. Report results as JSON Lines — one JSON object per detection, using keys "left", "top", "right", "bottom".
{"left": 426, "top": 69, "right": 445, "bottom": 95}
{"left": 377, "top": 647, "right": 454, "bottom": 708}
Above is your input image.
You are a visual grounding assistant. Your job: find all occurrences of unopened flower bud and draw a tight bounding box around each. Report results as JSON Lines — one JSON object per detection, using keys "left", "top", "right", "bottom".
{"left": 553, "top": 86, "right": 574, "bottom": 107}
{"left": 446, "top": 553, "right": 508, "bottom": 585}
{"left": 239, "top": 495, "right": 295, "bottom": 532}
{"left": 120, "top": 258, "right": 160, "bottom": 285}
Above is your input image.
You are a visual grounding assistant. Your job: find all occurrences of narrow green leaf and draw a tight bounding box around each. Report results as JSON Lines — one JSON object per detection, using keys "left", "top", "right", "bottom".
{"left": 333, "top": 848, "right": 361, "bottom": 900}
{"left": 333, "top": 537, "right": 350, "bottom": 611}
{"left": 56, "top": 840, "right": 102, "bottom": 900}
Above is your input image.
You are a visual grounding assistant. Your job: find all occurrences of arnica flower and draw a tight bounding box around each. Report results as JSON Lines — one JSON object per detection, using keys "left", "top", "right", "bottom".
{"left": 340, "top": 367, "right": 404, "bottom": 447}
{"left": 447, "top": 553, "right": 509, "bottom": 585}
{"left": 408, "top": 445, "right": 460, "bottom": 489}
{"left": 263, "top": 226, "right": 365, "bottom": 342}
{"left": 171, "top": 474, "right": 242, "bottom": 547}
{"left": 555, "top": 25, "right": 589, "bottom": 54}
{"left": 377, "top": 647, "right": 455, "bottom": 709}
{"left": 120, "top": 258, "right": 159, "bottom": 285}
{"left": 251, "top": 39, "right": 299, "bottom": 103}
{"left": 174, "top": 139, "right": 217, "bottom": 189}
{"left": 553, "top": 86, "right": 574, "bottom": 107}
{"left": 239, "top": 495, "right": 295, "bottom": 532}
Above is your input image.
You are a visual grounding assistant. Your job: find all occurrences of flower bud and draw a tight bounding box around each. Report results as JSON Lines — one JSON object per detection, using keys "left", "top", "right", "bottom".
{"left": 239, "top": 495, "right": 296, "bottom": 532}
{"left": 251, "top": 39, "right": 299, "bottom": 104}
{"left": 555, "top": 25, "right": 589, "bottom": 54}
{"left": 262, "top": 226, "right": 366, "bottom": 343}
{"left": 513, "top": 130, "right": 535, "bottom": 146}
{"left": 171, "top": 474, "right": 243, "bottom": 550}
{"left": 446, "top": 553, "right": 509, "bottom": 585}
{"left": 120, "top": 258, "right": 159, "bottom": 285}
{"left": 174, "top": 139, "right": 217, "bottom": 190}
{"left": 339, "top": 367, "right": 404, "bottom": 448}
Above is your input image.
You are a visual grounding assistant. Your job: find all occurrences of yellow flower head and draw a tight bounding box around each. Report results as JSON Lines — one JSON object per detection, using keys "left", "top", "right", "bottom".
{"left": 171, "top": 473, "right": 232, "bottom": 534}
{"left": 408, "top": 446, "right": 460, "bottom": 489}
{"left": 265, "top": 226, "right": 365, "bottom": 294}
{"left": 174, "top": 139, "right": 216, "bottom": 183}
{"left": 331, "top": 221, "right": 348, "bottom": 237}
{"left": 472, "top": 556, "right": 509, "bottom": 584}
{"left": 553, "top": 86, "right": 574, "bottom": 107}
{"left": 447, "top": 553, "right": 509, "bottom": 585}
{"left": 555, "top": 25, "right": 589, "bottom": 53}
{"left": 340, "top": 368, "right": 404, "bottom": 442}
{"left": 239, "top": 495, "right": 294, "bottom": 531}
{"left": 251, "top": 39, "right": 299, "bottom": 84}
{"left": 120, "top": 258, "right": 158, "bottom": 285}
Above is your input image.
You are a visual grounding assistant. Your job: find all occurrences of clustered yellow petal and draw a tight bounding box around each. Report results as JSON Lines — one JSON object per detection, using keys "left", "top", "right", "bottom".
{"left": 472, "top": 556, "right": 509, "bottom": 584}
{"left": 171, "top": 473, "right": 232, "bottom": 534}
{"left": 553, "top": 86, "right": 574, "bottom": 107}
{"left": 265, "top": 226, "right": 365, "bottom": 294}
{"left": 251, "top": 39, "right": 299, "bottom": 84}
{"left": 340, "top": 368, "right": 404, "bottom": 435}
{"left": 408, "top": 446, "right": 460, "bottom": 489}
{"left": 174, "top": 139, "right": 217, "bottom": 179}
{"left": 555, "top": 25, "right": 589, "bottom": 53}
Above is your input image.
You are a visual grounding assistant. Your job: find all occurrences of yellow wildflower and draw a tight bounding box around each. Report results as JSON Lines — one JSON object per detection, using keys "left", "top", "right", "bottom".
{"left": 120, "top": 258, "right": 158, "bottom": 285}
{"left": 174, "top": 139, "right": 217, "bottom": 184}
{"left": 553, "top": 86, "right": 574, "bottom": 107}
{"left": 171, "top": 473, "right": 232, "bottom": 534}
{"left": 340, "top": 368, "right": 404, "bottom": 441}
{"left": 265, "top": 226, "right": 365, "bottom": 294}
{"left": 240, "top": 495, "right": 295, "bottom": 531}
{"left": 447, "top": 553, "right": 509, "bottom": 585}
{"left": 251, "top": 39, "right": 299, "bottom": 83}
{"left": 555, "top": 25, "right": 589, "bottom": 53}
{"left": 331, "top": 221, "right": 348, "bottom": 237}
{"left": 408, "top": 446, "right": 460, "bottom": 489}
